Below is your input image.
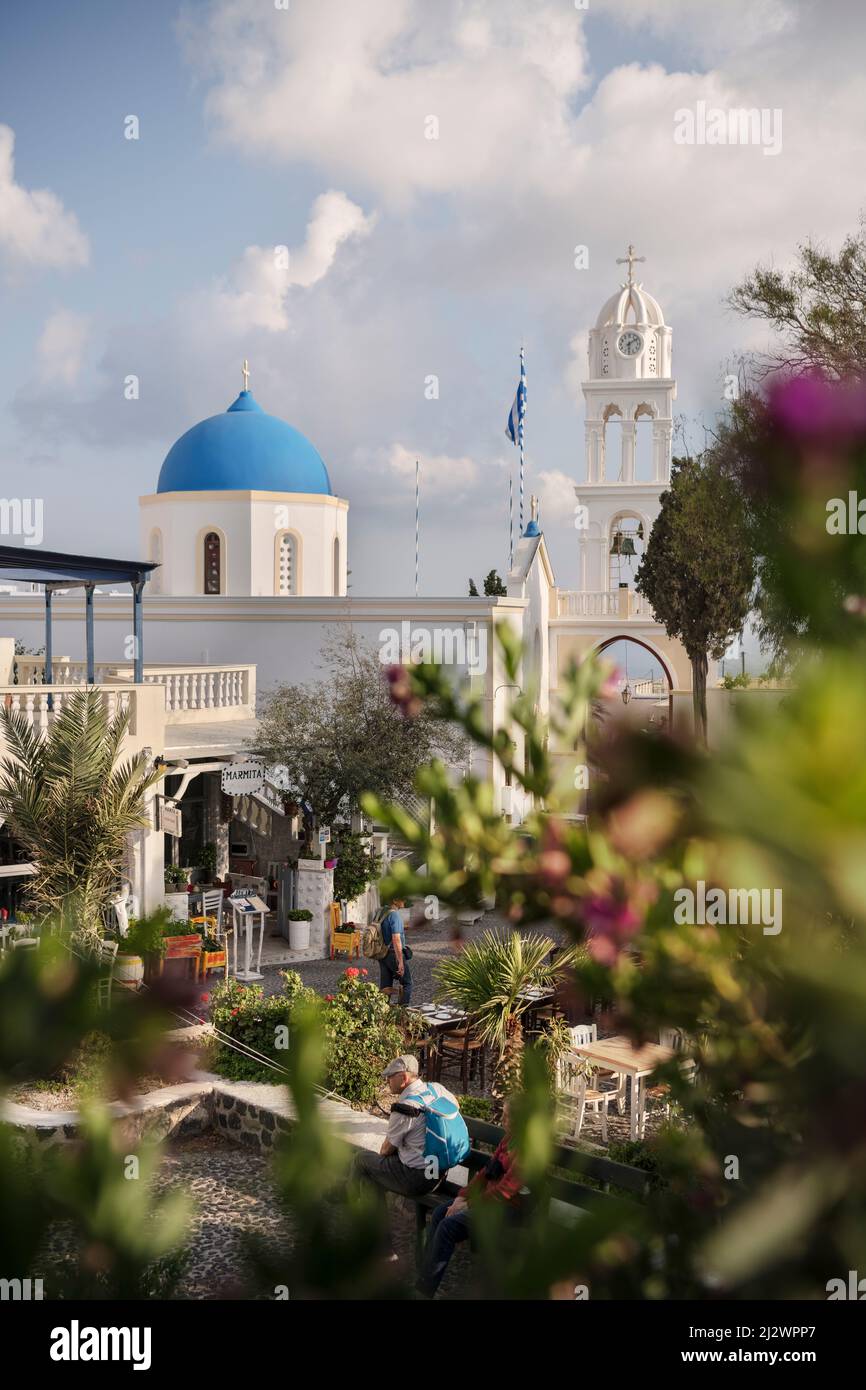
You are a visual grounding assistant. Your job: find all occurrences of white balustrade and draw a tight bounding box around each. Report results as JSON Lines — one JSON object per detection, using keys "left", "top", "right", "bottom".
{"left": 556, "top": 590, "right": 651, "bottom": 619}
{"left": 9, "top": 661, "right": 254, "bottom": 720}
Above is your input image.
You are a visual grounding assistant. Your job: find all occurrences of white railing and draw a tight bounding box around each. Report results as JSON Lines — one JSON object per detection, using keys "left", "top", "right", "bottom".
{"left": 555, "top": 589, "right": 652, "bottom": 619}
{"left": 0, "top": 685, "right": 134, "bottom": 734}
{"left": 13, "top": 660, "right": 255, "bottom": 721}
{"left": 142, "top": 665, "right": 253, "bottom": 717}
{"left": 631, "top": 677, "right": 666, "bottom": 697}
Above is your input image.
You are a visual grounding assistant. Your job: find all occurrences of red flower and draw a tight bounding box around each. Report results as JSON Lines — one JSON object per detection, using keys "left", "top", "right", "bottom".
{"left": 361, "top": 968, "right": 368, "bottom": 976}
{"left": 200, "top": 994, "right": 210, "bottom": 1003}
{"left": 325, "top": 994, "right": 334, "bottom": 1001}
{"left": 231, "top": 1007, "right": 240, "bottom": 1017}
{"left": 344, "top": 967, "right": 360, "bottom": 978}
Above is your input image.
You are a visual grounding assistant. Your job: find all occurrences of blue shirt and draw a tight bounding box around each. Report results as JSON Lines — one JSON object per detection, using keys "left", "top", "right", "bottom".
{"left": 381, "top": 909, "right": 405, "bottom": 950}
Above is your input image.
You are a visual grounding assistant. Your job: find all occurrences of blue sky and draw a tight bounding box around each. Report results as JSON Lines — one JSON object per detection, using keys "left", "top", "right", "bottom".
{"left": 1, "top": 0, "right": 863, "bottom": 603}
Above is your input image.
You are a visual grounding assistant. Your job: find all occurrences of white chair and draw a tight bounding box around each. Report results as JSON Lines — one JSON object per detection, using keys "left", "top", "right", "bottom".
{"left": 569, "top": 1023, "right": 626, "bottom": 1114}
{"left": 556, "top": 1052, "right": 618, "bottom": 1143}
{"left": 11, "top": 935, "right": 39, "bottom": 951}
{"left": 659, "top": 1027, "right": 688, "bottom": 1052}
{"left": 97, "top": 939, "right": 118, "bottom": 1008}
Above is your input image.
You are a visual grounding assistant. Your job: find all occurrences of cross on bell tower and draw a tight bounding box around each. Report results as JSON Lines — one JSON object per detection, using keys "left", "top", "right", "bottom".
{"left": 242, "top": 358, "right": 250, "bottom": 392}
{"left": 616, "top": 244, "right": 646, "bottom": 287}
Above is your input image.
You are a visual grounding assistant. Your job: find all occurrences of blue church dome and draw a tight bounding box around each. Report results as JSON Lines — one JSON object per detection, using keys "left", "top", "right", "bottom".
{"left": 157, "top": 390, "right": 333, "bottom": 495}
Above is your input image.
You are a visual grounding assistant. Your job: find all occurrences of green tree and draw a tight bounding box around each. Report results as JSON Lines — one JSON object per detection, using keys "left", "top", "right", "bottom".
{"left": 0, "top": 688, "right": 162, "bottom": 944}
{"left": 483, "top": 569, "right": 507, "bottom": 596}
{"left": 729, "top": 216, "right": 866, "bottom": 380}
{"left": 636, "top": 457, "right": 754, "bottom": 741}
{"left": 433, "top": 929, "right": 582, "bottom": 1104}
{"left": 250, "top": 628, "right": 464, "bottom": 825}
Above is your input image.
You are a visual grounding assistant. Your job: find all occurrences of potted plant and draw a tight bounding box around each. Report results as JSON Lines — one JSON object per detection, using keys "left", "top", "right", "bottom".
{"left": 120, "top": 908, "right": 174, "bottom": 986}
{"left": 164, "top": 863, "right": 190, "bottom": 921}
{"left": 199, "top": 841, "right": 218, "bottom": 885}
{"left": 287, "top": 908, "right": 313, "bottom": 951}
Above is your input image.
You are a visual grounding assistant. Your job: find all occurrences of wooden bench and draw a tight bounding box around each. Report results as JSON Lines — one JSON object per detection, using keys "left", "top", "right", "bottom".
{"left": 412, "top": 1115, "right": 650, "bottom": 1244}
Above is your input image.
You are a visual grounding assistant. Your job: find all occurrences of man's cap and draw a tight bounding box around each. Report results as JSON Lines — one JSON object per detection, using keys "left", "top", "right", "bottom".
{"left": 384, "top": 1055, "right": 419, "bottom": 1078}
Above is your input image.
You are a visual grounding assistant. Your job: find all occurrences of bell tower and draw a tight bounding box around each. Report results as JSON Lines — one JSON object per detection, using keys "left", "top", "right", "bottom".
{"left": 576, "top": 248, "right": 676, "bottom": 594}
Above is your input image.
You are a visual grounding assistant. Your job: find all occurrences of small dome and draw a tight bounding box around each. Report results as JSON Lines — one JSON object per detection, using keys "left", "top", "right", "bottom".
{"left": 157, "top": 390, "right": 333, "bottom": 495}
{"left": 595, "top": 283, "right": 666, "bottom": 329}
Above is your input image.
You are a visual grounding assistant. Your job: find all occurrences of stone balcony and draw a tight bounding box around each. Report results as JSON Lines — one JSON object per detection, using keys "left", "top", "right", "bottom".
{"left": 12, "top": 658, "right": 256, "bottom": 724}
{"left": 555, "top": 588, "right": 652, "bottom": 619}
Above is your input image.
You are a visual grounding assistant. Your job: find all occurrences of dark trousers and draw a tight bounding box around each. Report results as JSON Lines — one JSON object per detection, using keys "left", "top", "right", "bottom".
{"left": 379, "top": 948, "right": 412, "bottom": 1005}
{"left": 417, "top": 1201, "right": 471, "bottom": 1297}
{"left": 352, "top": 1149, "right": 438, "bottom": 1253}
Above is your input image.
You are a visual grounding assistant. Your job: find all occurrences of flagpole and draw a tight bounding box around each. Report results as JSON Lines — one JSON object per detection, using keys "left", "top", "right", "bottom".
{"left": 518, "top": 344, "right": 526, "bottom": 535}
{"left": 415, "top": 458, "right": 420, "bottom": 598}
{"left": 509, "top": 473, "right": 513, "bottom": 569}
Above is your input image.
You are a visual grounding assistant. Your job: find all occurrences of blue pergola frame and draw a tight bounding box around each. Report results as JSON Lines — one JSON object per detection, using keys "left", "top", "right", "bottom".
{"left": 0, "top": 545, "right": 158, "bottom": 688}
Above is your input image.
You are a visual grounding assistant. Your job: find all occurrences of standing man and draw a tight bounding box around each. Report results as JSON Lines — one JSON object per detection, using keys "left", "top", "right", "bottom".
{"left": 379, "top": 896, "right": 412, "bottom": 1005}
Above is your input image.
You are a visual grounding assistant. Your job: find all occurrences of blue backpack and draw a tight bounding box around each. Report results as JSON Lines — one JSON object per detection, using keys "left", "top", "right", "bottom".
{"left": 404, "top": 1083, "right": 470, "bottom": 1176}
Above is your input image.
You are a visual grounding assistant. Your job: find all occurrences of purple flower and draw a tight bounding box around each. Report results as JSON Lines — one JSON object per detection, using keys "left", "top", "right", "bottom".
{"left": 770, "top": 373, "right": 866, "bottom": 443}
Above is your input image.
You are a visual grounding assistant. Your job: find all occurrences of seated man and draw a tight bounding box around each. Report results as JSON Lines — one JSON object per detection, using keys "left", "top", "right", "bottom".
{"left": 416, "top": 1102, "right": 526, "bottom": 1298}
{"left": 378, "top": 897, "right": 412, "bottom": 1005}
{"left": 352, "top": 1056, "right": 440, "bottom": 1254}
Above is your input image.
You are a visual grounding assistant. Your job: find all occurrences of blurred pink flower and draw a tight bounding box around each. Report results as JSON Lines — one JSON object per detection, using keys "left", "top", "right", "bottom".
{"left": 583, "top": 892, "right": 643, "bottom": 966}
{"left": 770, "top": 373, "right": 866, "bottom": 442}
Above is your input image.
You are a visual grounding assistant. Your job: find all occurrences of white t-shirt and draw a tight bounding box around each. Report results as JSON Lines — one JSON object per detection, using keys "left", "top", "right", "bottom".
{"left": 386, "top": 1079, "right": 429, "bottom": 1169}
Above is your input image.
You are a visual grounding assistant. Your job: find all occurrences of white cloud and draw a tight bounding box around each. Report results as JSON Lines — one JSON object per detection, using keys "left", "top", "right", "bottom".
{"left": 386, "top": 443, "right": 479, "bottom": 498}
{"left": 536, "top": 469, "right": 579, "bottom": 526}
{"left": 198, "top": 190, "right": 375, "bottom": 332}
{"left": 0, "top": 125, "right": 89, "bottom": 271}
{"left": 37, "top": 309, "right": 90, "bottom": 386}
{"left": 187, "top": 0, "right": 590, "bottom": 205}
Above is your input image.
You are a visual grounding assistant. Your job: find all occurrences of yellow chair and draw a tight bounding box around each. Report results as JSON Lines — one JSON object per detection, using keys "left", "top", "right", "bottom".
{"left": 191, "top": 888, "right": 229, "bottom": 983}
{"left": 329, "top": 901, "right": 360, "bottom": 959}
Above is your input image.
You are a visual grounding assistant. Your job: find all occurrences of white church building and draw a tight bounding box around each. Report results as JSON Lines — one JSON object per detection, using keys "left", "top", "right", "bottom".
{"left": 0, "top": 252, "right": 694, "bottom": 935}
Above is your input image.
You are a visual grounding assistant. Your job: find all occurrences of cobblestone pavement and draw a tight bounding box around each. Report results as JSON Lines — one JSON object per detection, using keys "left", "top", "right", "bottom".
{"left": 158, "top": 1134, "right": 472, "bottom": 1300}
{"left": 255, "top": 910, "right": 565, "bottom": 1005}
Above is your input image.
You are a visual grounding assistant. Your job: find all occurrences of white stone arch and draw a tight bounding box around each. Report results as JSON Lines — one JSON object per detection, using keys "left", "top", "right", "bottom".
{"left": 601, "top": 402, "right": 624, "bottom": 481}
{"left": 606, "top": 509, "right": 649, "bottom": 591}
{"left": 196, "top": 525, "right": 227, "bottom": 595}
{"left": 148, "top": 527, "right": 163, "bottom": 595}
{"left": 591, "top": 633, "right": 675, "bottom": 726}
{"left": 274, "top": 528, "right": 303, "bottom": 596}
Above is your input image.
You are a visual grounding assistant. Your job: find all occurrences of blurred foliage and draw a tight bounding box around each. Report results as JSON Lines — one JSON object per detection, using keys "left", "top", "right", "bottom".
{"left": 364, "top": 385, "right": 866, "bottom": 1296}
{"left": 0, "top": 939, "right": 191, "bottom": 1298}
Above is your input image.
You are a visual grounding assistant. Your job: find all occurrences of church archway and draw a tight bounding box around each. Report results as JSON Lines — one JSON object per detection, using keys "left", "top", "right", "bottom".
{"left": 274, "top": 529, "right": 301, "bottom": 596}
{"left": 197, "top": 526, "right": 227, "bottom": 595}
{"left": 148, "top": 528, "right": 163, "bottom": 595}
{"left": 593, "top": 634, "right": 674, "bottom": 732}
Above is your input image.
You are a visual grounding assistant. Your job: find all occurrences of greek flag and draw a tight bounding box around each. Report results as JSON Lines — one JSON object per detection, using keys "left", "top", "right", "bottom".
{"left": 505, "top": 349, "right": 526, "bottom": 445}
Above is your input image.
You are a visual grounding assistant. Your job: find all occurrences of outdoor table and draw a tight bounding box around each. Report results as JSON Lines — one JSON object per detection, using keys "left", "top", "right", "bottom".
{"left": 569, "top": 1035, "right": 694, "bottom": 1141}
{"left": 230, "top": 896, "right": 267, "bottom": 982}
{"left": 407, "top": 1004, "right": 471, "bottom": 1079}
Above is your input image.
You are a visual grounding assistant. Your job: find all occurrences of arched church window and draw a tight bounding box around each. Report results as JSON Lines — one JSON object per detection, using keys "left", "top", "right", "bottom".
{"left": 278, "top": 532, "right": 296, "bottom": 595}
{"left": 204, "top": 532, "right": 221, "bottom": 595}
{"left": 149, "top": 529, "right": 163, "bottom": 595}
{"left": 333, "top": 537, "right": 340, "bottom": 596}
